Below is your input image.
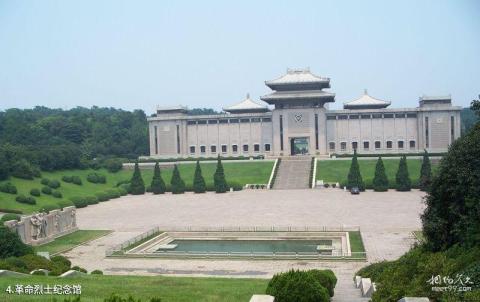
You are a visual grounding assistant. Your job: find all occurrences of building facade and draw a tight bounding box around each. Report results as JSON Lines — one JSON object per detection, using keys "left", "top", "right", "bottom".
{"left": 147, "top": 69, "right": 461, "bottom": 158}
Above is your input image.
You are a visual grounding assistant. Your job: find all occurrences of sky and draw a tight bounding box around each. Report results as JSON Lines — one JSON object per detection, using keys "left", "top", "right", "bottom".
{"left": 0, "top": 0, "right": 479, "bottom": 114}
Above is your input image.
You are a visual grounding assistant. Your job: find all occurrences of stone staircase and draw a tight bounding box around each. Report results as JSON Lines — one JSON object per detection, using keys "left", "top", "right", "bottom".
{"left": 273, "top": 156, "right": 312, "bottom": 189}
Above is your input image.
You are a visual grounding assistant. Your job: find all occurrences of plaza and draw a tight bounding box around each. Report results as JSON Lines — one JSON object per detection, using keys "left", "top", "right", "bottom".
{"left": 64, "top": 188, "right": 425, "bottom": 301}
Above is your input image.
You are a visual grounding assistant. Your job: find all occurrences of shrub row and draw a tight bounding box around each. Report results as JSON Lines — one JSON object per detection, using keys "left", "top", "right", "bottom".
{"left": 41, "top": 178, "right": 61, "bottom": 189}
{"left": 0, "top": 254, "right": 72, "bottom": 276}
{"left": 70, "top": 188, "right": 124, "bottom": 208}
{"left": 15, "top": 195, "right": 36, "bottom": 205}
{"left": 87, "top": 173, "right": 106, "bottom": 184}
{"left": 0, "top": 182, "right": 17, "bottom": 194}
{"left": 62, "top": 175, "right": 82, "bottom": 185}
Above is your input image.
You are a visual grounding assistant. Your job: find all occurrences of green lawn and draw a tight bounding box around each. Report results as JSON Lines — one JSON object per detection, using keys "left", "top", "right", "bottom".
{"left": 316, "top": 158, "right": 437, "bottom": 188}
{"left": 0, "top": 275, "right": 268, "bottom": 302}
{"left": 349, "top": 231, "right": 366, "bottom": 259}
{"left": 0, "top": 161, "right": 274, "bottom": 214}
{"left": 34, "top": 230, "right": 111, "bottom": 255}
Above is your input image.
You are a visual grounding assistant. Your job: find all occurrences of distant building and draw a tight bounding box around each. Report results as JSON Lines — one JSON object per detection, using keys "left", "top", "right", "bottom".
{"left": 147, "top": 68, "right": 461, "bottom": 158}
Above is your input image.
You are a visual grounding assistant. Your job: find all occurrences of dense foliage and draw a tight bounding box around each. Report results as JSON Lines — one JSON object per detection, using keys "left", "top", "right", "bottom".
{"left": 395, "top": 155, "right": 411, "bottom": 191}
{"left": 0, "top": 226, "right": 34, "bottom": 258}
{"left": 419, "top": 150, "right": 432, "bottom": 191}
{"left": 129, "top": 163, "right": 145, "bottom": 195}
{"left": 372, "top": 157, "right": 389, "bottom": 192}
{"left": 150, "top": 162, "right": 166, "bottom": 194}
{"left": 266, "top": 269, "right": 335, "bottom": 302}
{"left": 346, "top": 150, "right": 365, "bottom": 191}
{"left": 170, "top": 165, "right": 186, "bottom": 194}
{"left": 213, "top": 157, "right": 228, "bottom": 193}
{"left": 193, "top": 161, "right": 206, "bottom": 193}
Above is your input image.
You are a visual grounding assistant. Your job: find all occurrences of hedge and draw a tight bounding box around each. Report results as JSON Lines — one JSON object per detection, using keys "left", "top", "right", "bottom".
{"left": 29, "top": 188, "right": 41, "bottom": 197}
{"left": 0, "top": 182, "right": 17, "bottom": 194}
{"left": 15, "top": 195, "right": 36, "bottom": 205}
{"left": 87, "top": 173, "right": 106, "bottom": 184}
{"left": 41, "top": 186, "right": 52, "bottom": 195}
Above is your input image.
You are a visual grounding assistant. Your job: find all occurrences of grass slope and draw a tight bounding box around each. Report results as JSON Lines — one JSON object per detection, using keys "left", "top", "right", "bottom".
{"left": 316, "top": 158, "right": 437, "bottom": 188}
{"left": 0, "top": 161, "right": 273, "bottom": 214}
{"left": 34, "top": 230, "right": 111, "bottom": 255}
{"left": 0, "top": 275, "right": 268, "bottom": 302}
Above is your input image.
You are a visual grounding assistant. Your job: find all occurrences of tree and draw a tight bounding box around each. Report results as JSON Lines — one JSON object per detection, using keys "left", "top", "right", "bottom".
{"left": 150, "top": 162, "right": 166, "bottom": 194}
{"left": 0, "top": 226, "right": 34, "bottom": 258}
{"left": 170, "top": 164, "right": 185, "bottom": 194}
{"left": 193, "top": 161, "right": 206, "bottom": 193}
{"left": 129, "top": 162, "right": 145, "bottom": 195}
{"left": 422, "top": 121, "right": 480, "bottom": 251}
{"left": 395, "top": 156, "right": 411, "bottom": 191}
{"left": 213, "top": 156, "right": 228, "bottom": 193}
{"left": 372, "top": 157, "right": 389, "bottom": 192}
{"left": 347, "top": 150, "right": 365, "bottom": 191}
{"left": 419, "top": 150, "right": 432, "bottom": 191}
{"left": 0, "top": 151, "right": 9, "bottom": 181}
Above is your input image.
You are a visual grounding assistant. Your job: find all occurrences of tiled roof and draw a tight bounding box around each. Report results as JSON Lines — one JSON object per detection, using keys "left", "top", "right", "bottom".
{"left": 223, "top": 94, "right": 269, "bottom": 112}
{"left": 343, "top": 90, "right": 390, "bottom": 108}
{"left": 261, "top": 90, "right": 335, "bottom": 100}
{"left": 265, "top": 68, "right": 330, "bottom": 85}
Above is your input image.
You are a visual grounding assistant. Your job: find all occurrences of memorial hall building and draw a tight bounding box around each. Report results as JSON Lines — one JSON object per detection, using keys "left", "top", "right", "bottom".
{"left": 147, "top": 69, "right": 461, "bottom": 158}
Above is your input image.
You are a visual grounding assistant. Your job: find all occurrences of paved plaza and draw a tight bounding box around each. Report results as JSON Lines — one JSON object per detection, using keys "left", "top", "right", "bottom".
{"left": 65, "top": 189, "right": 426, "bottom": 302}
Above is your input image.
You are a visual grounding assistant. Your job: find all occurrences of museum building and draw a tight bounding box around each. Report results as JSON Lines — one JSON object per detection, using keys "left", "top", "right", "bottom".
{"left": 147, "top": 69, "right": 461, "bottom": 158}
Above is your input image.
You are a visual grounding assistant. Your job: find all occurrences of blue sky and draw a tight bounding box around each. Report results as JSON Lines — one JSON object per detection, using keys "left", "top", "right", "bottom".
{"left": 0, "top": 0, "right": 479, "bottom": 113}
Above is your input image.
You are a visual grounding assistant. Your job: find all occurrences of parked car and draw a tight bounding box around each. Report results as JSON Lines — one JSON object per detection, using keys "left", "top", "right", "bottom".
{"left": 350, "top": 187, "right": 360, "bottom": 195}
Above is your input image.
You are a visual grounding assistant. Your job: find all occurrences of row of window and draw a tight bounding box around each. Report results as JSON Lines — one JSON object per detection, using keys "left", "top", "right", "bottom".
{"left": 326, "top": 113, "right": 417, "bottom": 120}
{"left": 329, "top": 140, "right": 416, "bottom": 151}
{"left": 187, "top": 118, "right": 271, "bottom": 125}
{"left": 190, "top": 143, "right": 271, "bottom": 154}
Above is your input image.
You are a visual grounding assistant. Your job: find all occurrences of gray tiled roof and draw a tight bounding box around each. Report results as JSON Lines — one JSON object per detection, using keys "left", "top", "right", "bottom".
{"left": 343, "top": 90, "right": 390, "bottom": 108}
{"left": 223, "top": 94, "right": 269, "bottom": 112}
{"left": 265, "top": 68, "right": 330, "bottom": 85}
{"left": 261, "top": 90, "right": 335, "bottom": 100}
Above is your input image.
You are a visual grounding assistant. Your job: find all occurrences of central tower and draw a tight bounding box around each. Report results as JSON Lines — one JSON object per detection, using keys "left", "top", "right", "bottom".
{"left": 261, "top": 68, "right": 335, "bottom": 156}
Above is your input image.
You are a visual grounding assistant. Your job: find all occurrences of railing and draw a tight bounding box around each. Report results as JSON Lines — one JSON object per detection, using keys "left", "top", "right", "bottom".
{"left": 244, "top": 184, "right": 268, "bottom": 190}
{"left": 267, "top": 158, "right": 281, "bottom": 189}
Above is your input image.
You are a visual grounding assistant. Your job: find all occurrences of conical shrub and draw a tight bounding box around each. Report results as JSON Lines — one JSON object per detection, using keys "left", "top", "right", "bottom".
{"left": 347, "top": 150, "right": 365, "bottom": 191}
{"left": 129, "top": 162, "right": 145, "bottom": 195}
{"left": 193, "top": 161, "right": 206, "bottom": 193}
{"left": 373, "top": 157, "right": 389, "bottom": 192}
{"left": 395, "top": 155, "right": 411, "bottom": 191}
{"left": 213, "top": 156, "right": 228, "bottom": 193}
{"left": 419, "top": 150, "right": 432, "bottom": 191}
{"left": 150, "top": 162, "right": 166, "bottom": 194}
{"left": 170, "top": 164, "right": 185, "bottom": 194}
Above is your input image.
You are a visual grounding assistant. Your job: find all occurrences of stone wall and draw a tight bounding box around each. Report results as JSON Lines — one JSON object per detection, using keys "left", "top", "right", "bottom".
{"left": 3, "top": 206, "right": 78, "bottom": 246}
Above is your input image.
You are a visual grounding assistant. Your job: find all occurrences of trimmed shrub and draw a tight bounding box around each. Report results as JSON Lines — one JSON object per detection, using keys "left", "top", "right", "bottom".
{"left": 120, "top": 183, "right": 130, "bottom": 193}
{"left": 51, "top": 255, "right": 71, "bottom": 269}
{"left": 57, "top": 200, "right": 74, "bottom": 209}
{"left": 16, "top": 195, "right": 36, "bottom": 205}
{"left": 70, "top": 196, "right": 88, "bottom": 208}
{"left": 106, "top": 189, "right": 121, "bottom": 199}
{"left": 0, "top": 213, "right": 20, "bottom": 225}
{"left": 71, "top": 265, "right": 87, "bottom": 273}
{"left": 266, "top": 269, "right": 330, "bottom": 302}
{"left": 52, "top": 191, "right": 62, "bottom": 198}
{"left": 41, "top": 186, "right": 52, "bottom": 195}
{"left": 90, "top": 269, "right": 103, "bottom": 275}
{"left": 214, "top": 156, "right": 228, "bottom": 193}
{"left": 373, "top": 157, "right": 389, "bottom": 192}
{"left": 48, "top": 179, "right": 61, "bottom": 189}
{"left": 228, "top": 181, "right": 243, "bottom": 191}
{"left": 95, "top": 192, "right": 110, "bottom": 202}
{"left": 151, "top": 162, "right": 166, "bottom": 194}
{"left": 193, "top": 161, "right": 206, "bottom": 193}
{"left": 30, "top": 188, "right": 41, "bottom": 197}
{"left": 39, "top": 204, "right": 60, "bottom": 213}
{"left": 41, "top": 178, "right": 50, "bottom": 186}
{"left": 71, "top": 176, "right": 82, "bottom": 185}
{"left": 170, "top": 164, "right": 185, "bottom": 194}
{"left": 118, "top": 187, "right": 128, "bottom": 196}
{"left": 62, "top": 175, "right": 73, "bottom": 183}
{"left": 347, "top": 150, "right": 365, "bottom": 191}
{"left": 0, "top": 182, "right": 18, "bottom": 194}
{"left": 103, "top": 158, "right": 123, "bottom": 173}
{"left": 87, "top": 173, "right": 107, "bottom": 184}
{"left": 307, "top": 269, "right": 338, "bottom": 297}
{"left": 395, "top": 155, "right": 411, "bottom": 191}
{"left": 11, "top": 159, "right": 36, "bottom": 180}
{"left": 84, "top": 196, "right": 99, "bottom": 205}
{"left": 419, "top": 150, "right": 432, "bottom": 191}
{"left": 129, "top": 162, "right": 145, "bottom": 195}
{"left": 0, "top": 226, "right": 34, "bottom": 258}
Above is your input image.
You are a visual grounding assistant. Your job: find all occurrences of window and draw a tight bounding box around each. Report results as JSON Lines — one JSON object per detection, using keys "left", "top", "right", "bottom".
{"left": 200, "top": 146, "right": 206, "bottom": 153}
{"left": 409, "top": 140, "right": 416, "bottom": 149}
{"left": 375, "top": 141, "right": 381, "bottom": 149}
{"left": 154, "top": 126, "right": 158, "bottom": 154}
{"left": 395, "top": 113, "right": 406, "bottom": 118}
{"left": 254, "top": 144, "right": 260, "bottom": 152}
{"left": 251, "top": 118, "right": 261, "bottom": 123}
{"left": 372, "top": 114, "right": 382, "bottom": 119}
{"left": 265, "top": 144, "right": 271, "bottom": 152}
{"left": 262, "top": 118, "right": 271, "bottom": 122}
{"left": 363, "top": 141, "right": 369, "bottom": 150}
{"left": 349, "top": 115, "right": 359, "bottom": 119}
{"left": 229, "top": 119, "right": 239, "bottom": 123}
{"left": 383, "top": 114, "right": 394, "bottom": 118}
{"left": 314, "top": 114, "right": 319, "bottom": 150}
{"left": 279, "top": 115, "right": 284, "bottom": 151}
{"left": 326, "top": 115, "right": 336, "bottom": 120}
{"left": 176, "top": 125, "right": 180, "bottom": 154}
{"left": 425, "top": 117, "right": 429, "bottom": 148}
{"left": 221, "top": 145, "right": 227, "bottom": 153}
{"left": 197, "top": 120, "right": 207, "bottom": 125}
{"left": 361, "top": 114, "right": 371, "bottom": 119}
{"left": 340, "top": 142, "right": 347, "bottom": 151}
{"left": 189, "top": 146, "right": 195, "bottom": 154}
{"left": 187, "top": 120, "right": 196, "bottom": 125}
{"left": 352, "top": 141, "right": 358, "bottom": 150}
{"left": 451, "top": 116, "right": 455, "bottom": 143}
{"left": 219, "top": 119, "right": 228, "bottom": 124}
{"left": 386, "top": 141, "right": 393, "bottom": 149}
{"left": 243, "top": 144, "right": 249, "bottom": 152}
{"left": 232, "top": 144, "right": 238, "bottom": 153}
{"left": 329, "top": 142, "right": 335, "bottom": 152}
{"left": 338, "top": 115, "right": 348, "bottom": 120}
{"left": 210, "top": 145, "right": 217, "bottom": 153}
{"left": 240, "top": 118, "right": 250, "bottom": 123}
{"left": 208, "top": 120, "right": 218, "bottom": 124}
{"left": 407, "top": 113, "right": 417, "bottom": 118}
{"left": 398, "top": 141, "right": 404, "bottom": 149}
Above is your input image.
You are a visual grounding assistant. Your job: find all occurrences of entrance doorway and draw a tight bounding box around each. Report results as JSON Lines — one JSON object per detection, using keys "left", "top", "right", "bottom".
{"left": 290, "top": 137, "right": 309, "bottom": 155}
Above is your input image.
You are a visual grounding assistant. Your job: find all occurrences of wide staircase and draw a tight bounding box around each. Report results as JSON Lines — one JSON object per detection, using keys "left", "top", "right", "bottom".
{"left": 273, "top": 156, "right": 312, "bottom": 190}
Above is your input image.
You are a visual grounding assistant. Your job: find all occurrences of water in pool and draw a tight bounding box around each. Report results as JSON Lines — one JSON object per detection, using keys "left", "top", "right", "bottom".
{"left": 159, "top": 239, "right": 332, "bottom": 253}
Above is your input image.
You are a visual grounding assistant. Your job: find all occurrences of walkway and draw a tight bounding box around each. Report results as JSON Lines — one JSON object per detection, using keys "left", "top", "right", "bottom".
{"left": 273, "top": 157, "right": 312, "bottom": 189}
